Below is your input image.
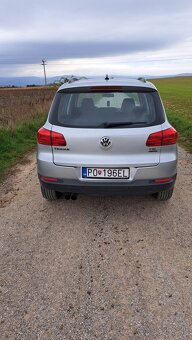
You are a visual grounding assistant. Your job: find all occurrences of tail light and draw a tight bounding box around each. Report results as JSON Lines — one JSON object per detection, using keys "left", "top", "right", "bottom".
{"left": 37, "top": 128, "right": 66, "bottom": 146}
{"left": 37, "top": 128, "right": 51, "bottom": 145}
{"left": 146, "top": 128, "right": 178, "bottom": 147}
{"left": 51, "top": 130, "right": 66, "bottom": 146}
{"left": 161, "top": 128, "right": 178, "bottom": 146}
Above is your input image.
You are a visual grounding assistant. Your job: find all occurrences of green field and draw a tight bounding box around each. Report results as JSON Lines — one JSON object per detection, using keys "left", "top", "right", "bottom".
{"left": 0, "top": 87, "right": 55, "bottom": 178}
{"left": 0, "top": 114, "right": 47, "bottom": 179}
{"left": 151, "top": 77, "right": 192, "bottom": 152}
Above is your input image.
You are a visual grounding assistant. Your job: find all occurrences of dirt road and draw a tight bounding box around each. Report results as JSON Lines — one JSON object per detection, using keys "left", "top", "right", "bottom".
{"left": 0, "top": 147, "right": 192, "bottom": 340}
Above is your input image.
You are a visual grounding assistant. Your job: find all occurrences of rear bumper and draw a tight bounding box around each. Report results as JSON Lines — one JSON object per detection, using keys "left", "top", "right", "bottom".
{"left": 39, "top": 175, "right": 176, "bottom": 196}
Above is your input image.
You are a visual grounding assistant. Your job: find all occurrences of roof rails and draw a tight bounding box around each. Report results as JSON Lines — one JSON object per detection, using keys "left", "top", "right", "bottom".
{"left": 137, "top": 77, "right": 147, "bottom": 83}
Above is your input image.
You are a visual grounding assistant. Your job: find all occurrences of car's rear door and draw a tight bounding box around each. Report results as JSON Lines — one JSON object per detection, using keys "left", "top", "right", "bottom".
{"left": 50, "top": 86, "right": 164, "bottom": 168}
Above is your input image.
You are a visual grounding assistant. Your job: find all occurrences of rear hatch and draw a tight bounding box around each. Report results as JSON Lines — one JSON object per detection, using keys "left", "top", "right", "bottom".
{"left": 49, "top": 85, "right": 165, "bottom": 167}
{"left": 51, "top": 125, "right": 161, "bottom": 167}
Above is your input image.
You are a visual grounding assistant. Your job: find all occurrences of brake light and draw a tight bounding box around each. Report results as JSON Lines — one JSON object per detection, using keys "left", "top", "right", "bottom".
{"left": 37, "top": 128, "right": 66, "bottom": 146}
{"left": 146, "top": 131, "right": 162, "bottom": 146}
{"left": 162, "top": 128, "right": 178, "bottom": 145}
{"left": 37, "top": 128, "right": 51, "bottom": 145}
{"left": 51, "top": 131, "right": 66, "bottom": 146}
{"left": 146, "top": 128, "right": 177, "bottom": 146}
{"left": 91, "top": 86, "right": 123, "bottom": 91}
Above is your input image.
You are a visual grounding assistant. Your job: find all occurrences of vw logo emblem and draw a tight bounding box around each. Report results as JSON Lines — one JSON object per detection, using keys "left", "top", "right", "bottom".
{"left": 100, "top": 136, "right": 112, "bottom": 148}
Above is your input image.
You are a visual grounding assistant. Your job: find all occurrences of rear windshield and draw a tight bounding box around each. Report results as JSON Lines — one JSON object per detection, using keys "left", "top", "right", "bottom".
{"left": 49, "top": 88, "right": 165, "bottom": 128}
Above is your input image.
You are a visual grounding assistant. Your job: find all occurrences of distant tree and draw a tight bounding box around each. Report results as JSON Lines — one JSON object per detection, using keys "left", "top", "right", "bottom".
{"left": 58, "top": 75, "right": 87, "bottom": 85}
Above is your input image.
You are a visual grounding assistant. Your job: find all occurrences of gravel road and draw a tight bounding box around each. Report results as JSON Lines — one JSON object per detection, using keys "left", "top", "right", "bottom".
{"left": 0, "top": 147, "right": 192, "bottom": 340}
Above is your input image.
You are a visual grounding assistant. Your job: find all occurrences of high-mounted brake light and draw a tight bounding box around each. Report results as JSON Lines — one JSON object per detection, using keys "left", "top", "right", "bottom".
{"left": 37, "top": 128, "right": 66, "bottom": 146}
{"left": 146, "top": 128, "right": 177, "bottom": 147}
{"left": 91, "top": 86, "right": 123, "bottom": 91}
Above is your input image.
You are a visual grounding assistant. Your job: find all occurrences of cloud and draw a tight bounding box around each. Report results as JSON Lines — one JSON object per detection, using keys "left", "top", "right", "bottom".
{"left": 1, "top": 0, "right": 192, "bottom": 43}
{"left": 0, "top": 35, "right": 183, "bottom": 65}
{"left": 0, "top": 0, "right": 191, "bottom": 76}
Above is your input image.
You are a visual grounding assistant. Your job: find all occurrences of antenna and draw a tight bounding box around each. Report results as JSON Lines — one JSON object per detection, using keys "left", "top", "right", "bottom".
{"left": 41, "top": 59, "right": 47, "bottom": 85}
{"left": 137, "top": 77, "right": 146, "bottom": 83}
{"left": 105, "top": 74, "right": 109, "bottom": 81}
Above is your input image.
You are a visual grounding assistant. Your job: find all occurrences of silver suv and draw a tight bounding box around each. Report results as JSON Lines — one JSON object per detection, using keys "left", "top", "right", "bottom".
{"left": 37, "top": 77, "right": 178, "bottom": 201}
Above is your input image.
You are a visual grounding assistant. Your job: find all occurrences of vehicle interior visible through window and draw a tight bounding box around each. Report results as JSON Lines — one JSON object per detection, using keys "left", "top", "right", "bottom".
{"left": 54, "top": 91, "right": 159, "bottom": 127}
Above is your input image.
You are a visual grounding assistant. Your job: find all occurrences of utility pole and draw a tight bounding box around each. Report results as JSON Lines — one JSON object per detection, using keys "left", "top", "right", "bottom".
{"left": 41, "top": 59, "right": 47, "bottom": 85}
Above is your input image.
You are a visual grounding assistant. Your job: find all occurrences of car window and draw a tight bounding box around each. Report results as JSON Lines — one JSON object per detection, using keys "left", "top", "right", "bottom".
{"left": 76, "top": 92, "right": 140, "bottom": 109}
{"left": 49, "top": 90, "right": 165, "bottom": 128}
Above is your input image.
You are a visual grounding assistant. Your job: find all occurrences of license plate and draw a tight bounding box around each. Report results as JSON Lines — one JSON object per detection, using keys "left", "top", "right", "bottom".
{"left": 82, "top": 167, "right": 129, "bottom": 179}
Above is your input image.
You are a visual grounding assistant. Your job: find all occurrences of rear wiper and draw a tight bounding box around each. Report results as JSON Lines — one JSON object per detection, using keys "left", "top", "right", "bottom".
{"left": 98, "top": 121, "right": 147, "bottom": 128}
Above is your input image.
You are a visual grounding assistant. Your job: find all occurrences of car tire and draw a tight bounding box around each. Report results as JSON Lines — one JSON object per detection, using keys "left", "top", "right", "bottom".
{"left": 41, "top": 185, "right": 60, "bottom": 200}
{"left": 153, "top": 187, "right": 174, "bottom": 201}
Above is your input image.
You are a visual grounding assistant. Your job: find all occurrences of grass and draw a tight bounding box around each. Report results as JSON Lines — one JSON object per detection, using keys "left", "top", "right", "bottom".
{"left": 151, "top": 77, "right": 192, "bottom": 152}
{"left": 0, "top": 86, "right": 56, "bottom": 178}
{"left": 0, "top": 113, "right": 47, "bottom": 178}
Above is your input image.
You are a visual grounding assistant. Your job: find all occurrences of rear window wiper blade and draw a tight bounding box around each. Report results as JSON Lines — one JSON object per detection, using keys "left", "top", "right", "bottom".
{"left": 98, "top": 121, "right": 147, "bottom": 128}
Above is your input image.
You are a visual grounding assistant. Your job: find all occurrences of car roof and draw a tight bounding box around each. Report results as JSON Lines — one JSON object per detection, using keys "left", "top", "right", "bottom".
{"left": 58, "top": 77, "right": 157, "bottom": 92}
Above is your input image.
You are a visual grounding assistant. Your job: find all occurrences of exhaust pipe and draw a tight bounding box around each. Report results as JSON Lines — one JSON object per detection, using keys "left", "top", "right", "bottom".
{"left": 64, "top": 193, "right": 78, "bottom": 200}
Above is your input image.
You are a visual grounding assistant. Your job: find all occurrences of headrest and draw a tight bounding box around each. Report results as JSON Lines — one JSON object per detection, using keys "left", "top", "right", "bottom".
{"left": 81, "top": 98, "right": 94, "bottom": 110}
{"left": 121, "top": 98, "right": 135, "bottom": 111}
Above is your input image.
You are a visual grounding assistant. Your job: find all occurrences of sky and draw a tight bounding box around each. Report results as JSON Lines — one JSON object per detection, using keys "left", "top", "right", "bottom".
{"left": 0, "top": 0, "right": 192, "bottom": 78}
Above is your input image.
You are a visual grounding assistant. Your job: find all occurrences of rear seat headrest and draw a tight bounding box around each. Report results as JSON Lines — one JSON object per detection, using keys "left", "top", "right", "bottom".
{"left": 121, "top": 98, "right": 135, "bottom": 111}
{"left": 81, "top": 98, "right": 95, "bottom": 110}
